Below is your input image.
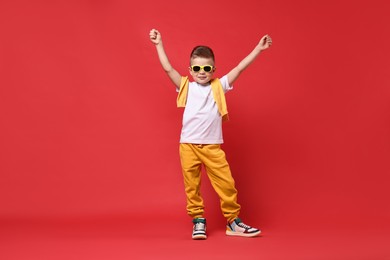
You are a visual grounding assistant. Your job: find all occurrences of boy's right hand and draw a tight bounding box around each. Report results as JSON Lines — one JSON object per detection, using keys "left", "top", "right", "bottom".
{"left": 149, "top": 29, "right": 161, "bottom": 45}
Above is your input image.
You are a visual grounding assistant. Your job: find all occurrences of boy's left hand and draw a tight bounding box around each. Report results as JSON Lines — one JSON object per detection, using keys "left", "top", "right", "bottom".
{"left": 259, "top": 35, "right": 273, "bottom": 50}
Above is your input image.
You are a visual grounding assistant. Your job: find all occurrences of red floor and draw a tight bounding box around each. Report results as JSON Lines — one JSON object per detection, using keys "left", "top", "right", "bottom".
{"left": 1, "top": 215, "right": 388, "bottom": 260}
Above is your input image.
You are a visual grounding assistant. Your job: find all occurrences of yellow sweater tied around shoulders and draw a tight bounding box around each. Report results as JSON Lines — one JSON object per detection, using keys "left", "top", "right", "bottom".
{"left": 177, "top": 76, "right": 229, "bottom": 122}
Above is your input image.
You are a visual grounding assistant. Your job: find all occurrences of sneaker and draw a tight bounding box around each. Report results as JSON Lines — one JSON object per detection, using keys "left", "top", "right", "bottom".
{"left": 192, "top": 218, "right": 207, "bottom": 240}
{"left": 226, "top": 218, "right": 261, "bottom": 237}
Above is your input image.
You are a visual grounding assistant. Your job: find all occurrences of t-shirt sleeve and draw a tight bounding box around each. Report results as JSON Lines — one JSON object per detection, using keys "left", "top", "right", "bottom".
{"left": 220, "top": 75, "right": 233, "bottom": 93}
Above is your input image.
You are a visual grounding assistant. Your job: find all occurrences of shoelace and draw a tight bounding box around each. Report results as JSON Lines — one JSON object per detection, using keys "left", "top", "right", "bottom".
{"left": 194, "top": 222, "right": 205, "bottom": 231}
{"left": 237, "top": 222, "right": 251, "bottom": 229}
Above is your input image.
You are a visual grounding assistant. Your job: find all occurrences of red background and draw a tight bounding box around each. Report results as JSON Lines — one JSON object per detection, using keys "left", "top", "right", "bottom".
{"left": 1, "top": 0, "right": 389, "bottom": 259}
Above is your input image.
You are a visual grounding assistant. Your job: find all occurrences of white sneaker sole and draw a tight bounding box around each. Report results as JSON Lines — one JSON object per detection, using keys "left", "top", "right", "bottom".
{"left": 226, "top": 230, "right": 261, "bottom": 237}
{"left": 192, "top": 234, "right": 207, "bottom": 240}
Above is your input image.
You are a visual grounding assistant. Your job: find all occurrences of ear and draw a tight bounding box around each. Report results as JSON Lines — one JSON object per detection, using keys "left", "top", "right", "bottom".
{"left": 189, "top": 66, "right": 195, "bottom": 76}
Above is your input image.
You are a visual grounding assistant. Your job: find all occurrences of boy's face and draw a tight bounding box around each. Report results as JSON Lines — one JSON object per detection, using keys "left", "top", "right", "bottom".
{"left": 189, "top": 57, "right": 215, "bottom": 86}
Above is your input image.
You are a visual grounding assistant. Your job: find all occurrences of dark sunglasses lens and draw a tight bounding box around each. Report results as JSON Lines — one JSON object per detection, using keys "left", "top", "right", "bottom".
{"left": 192, "top": 66, "right": 201, "bottom": 72}
{"left": 204, "top": 66, "right": 212, "bottom": 72}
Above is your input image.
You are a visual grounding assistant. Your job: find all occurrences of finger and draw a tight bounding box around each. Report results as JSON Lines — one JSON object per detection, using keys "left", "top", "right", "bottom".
{"left": 150, "top": 29, "right": 158, "bottom": 36}
{"left": 149, "top": 30, "right": 158, "bottom": 39}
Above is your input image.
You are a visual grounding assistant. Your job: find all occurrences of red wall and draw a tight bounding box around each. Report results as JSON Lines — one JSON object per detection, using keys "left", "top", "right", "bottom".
{"left": 1, "top": 0, "right": 389, "bottom": 231}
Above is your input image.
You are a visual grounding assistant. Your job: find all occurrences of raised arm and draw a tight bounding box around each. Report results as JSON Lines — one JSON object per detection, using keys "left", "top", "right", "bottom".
{"left": 227, "top": 34, "right": 272, "bottom": 86}
{"left": 149, "top": 29, "right": 182, "bottom": 88}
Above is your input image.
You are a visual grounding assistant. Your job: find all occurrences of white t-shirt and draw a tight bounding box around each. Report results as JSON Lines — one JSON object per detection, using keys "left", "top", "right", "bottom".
{"left": 178, "top": 75, "right": 233, "bottom": 144}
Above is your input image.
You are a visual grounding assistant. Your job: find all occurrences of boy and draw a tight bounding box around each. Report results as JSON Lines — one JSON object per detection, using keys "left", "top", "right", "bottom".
{"left": 149, "top": 28, "right": 272, "bottom": 239}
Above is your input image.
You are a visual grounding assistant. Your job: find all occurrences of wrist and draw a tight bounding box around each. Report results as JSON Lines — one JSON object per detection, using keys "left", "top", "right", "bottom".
{"left": 254, "top": 43, "right": 263, "bottom": 52}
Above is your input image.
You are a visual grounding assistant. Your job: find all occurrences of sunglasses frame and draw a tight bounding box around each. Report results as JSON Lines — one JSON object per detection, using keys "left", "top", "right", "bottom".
{"left": 190, "top": 65, "right": 214, "bottom": 73}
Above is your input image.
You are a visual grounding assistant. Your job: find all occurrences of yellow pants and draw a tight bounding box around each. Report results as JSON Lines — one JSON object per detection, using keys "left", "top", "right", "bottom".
{"left": 179, "top": 143, "right": 241, "bottom": 222}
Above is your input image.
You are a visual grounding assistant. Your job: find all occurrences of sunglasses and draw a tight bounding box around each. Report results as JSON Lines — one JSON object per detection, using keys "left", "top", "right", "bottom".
{"left": 190, "top": 65, "right": 214, "bottom": 72}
